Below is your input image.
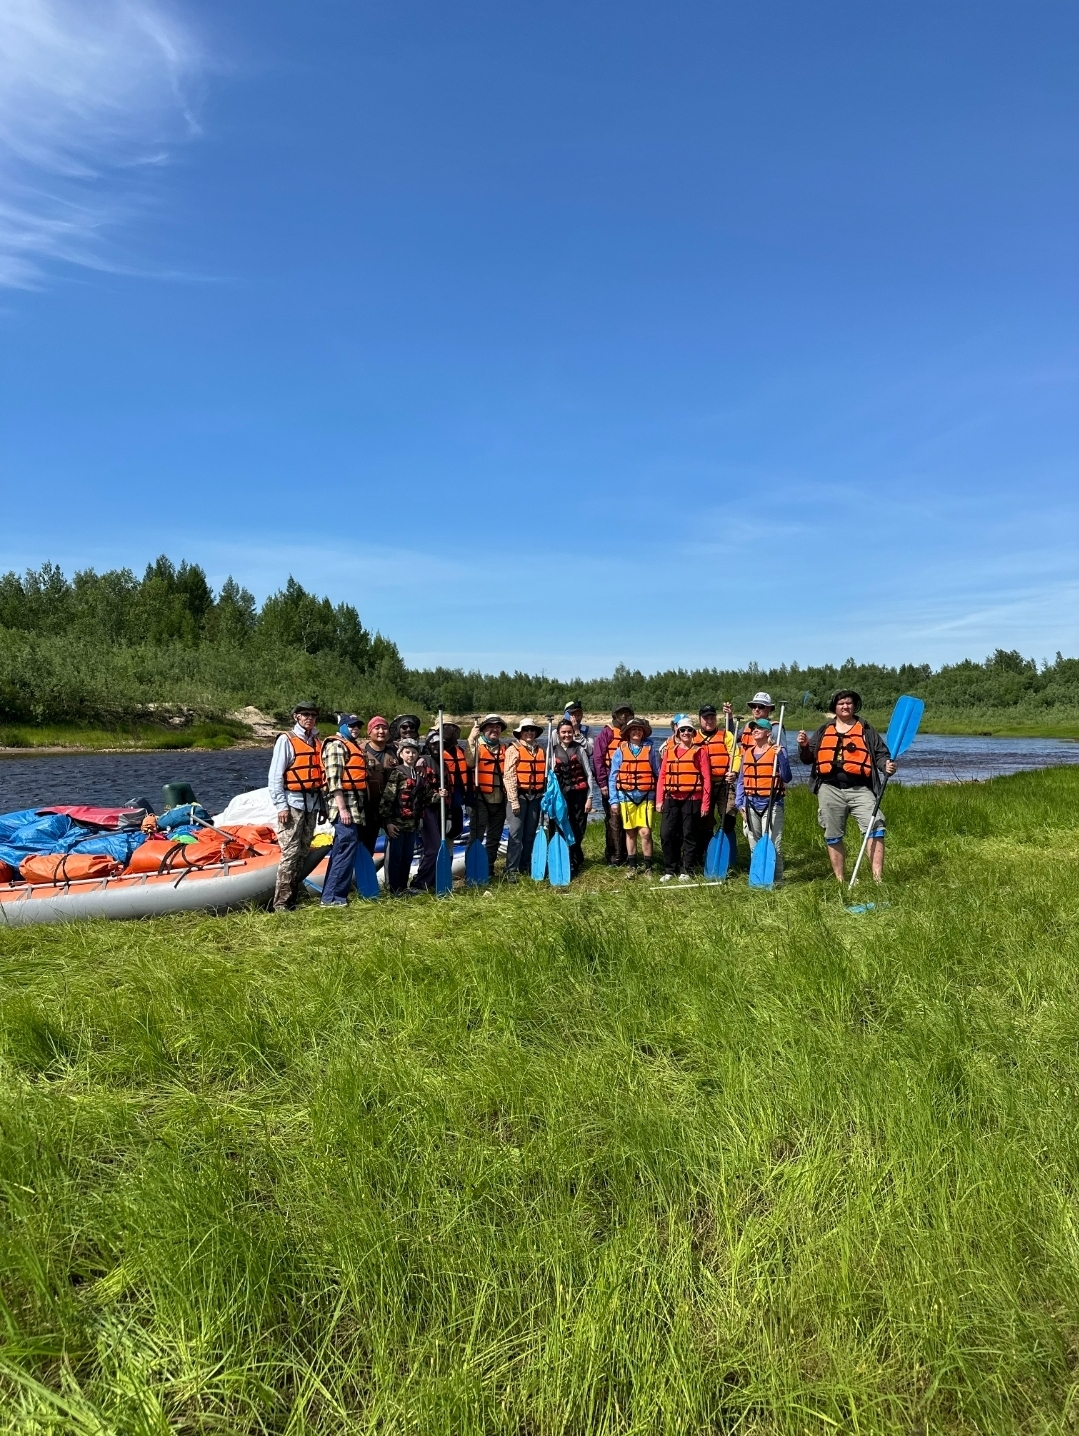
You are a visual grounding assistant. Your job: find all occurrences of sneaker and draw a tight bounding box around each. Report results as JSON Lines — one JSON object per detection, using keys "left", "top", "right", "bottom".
{"left": 659, "top": 873, "right": 674, "bottom": 884}
{"left": 678, "top": 873, "right": 691, "bottom": 883}
{"left": 320, "top": 899, "right": 348, "bottom": 908}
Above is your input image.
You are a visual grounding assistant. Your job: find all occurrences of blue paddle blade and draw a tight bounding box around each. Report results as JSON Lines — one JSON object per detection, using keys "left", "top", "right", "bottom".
{"left": 303, "top": 855, "right": 328, "bottom": 895}
{"left": 884, "top": 695, "right": 925, "bottom": 760}
{"left": 465, "top": 840, "right": 489, "bottom": 886}
{"left": 353, "top": 842, "right": 380, "bottom": 900}
{"left": 435, "top": 840, "right": 452, "bottom": 897}
{"left": 530, "top": 828, "right": 549, "bottom": 882}
{"left": 748, "top": 836, "right": 776, "bottom": 888}
{"left": 715, "top": 828, "right": 733, "bottom": 879}
{"left": 704, "top": 834, "right": 722, "bottom": 878}
{"left": 548, "top": 833, "right": 571, "bottom": 886}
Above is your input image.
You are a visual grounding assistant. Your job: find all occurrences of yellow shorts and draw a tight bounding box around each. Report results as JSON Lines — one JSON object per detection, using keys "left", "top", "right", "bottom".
{"left": 618, "top": 799, "right": 655, "bottom": 831}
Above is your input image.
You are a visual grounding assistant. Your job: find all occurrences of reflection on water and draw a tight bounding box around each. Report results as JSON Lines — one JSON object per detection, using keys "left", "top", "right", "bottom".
{"left": 0, "top": 733, "right": 1077, "bottom": 815}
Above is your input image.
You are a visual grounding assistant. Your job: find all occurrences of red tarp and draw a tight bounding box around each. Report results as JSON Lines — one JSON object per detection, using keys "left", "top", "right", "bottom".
{"left": 37, "top": 806, "right": 144, "bottom": 829}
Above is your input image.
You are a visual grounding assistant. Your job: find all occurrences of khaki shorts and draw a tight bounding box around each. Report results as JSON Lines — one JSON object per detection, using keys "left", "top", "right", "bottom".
{"left": 817, "top": 783, "right": 885, "bottom": 845}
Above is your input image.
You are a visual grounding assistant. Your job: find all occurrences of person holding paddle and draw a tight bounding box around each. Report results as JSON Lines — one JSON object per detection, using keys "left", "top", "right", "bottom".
{"left": 798, "top": 690, "right": 896, "bottom": 883}
{"left": 737, "top": 718, "right": 792, "bottom": 883}
{"left": 593, "top": 703, "right": 634, "bottom": 867}
{"left": 467, "top": 714, "right": 508, "bottom": 878}
{"left": 696, "top": 702, "right": 739, "bottom": 860}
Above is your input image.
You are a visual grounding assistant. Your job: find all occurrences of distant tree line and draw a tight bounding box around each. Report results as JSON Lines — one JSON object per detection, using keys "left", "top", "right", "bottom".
{"left": 1, "top": 558, "right": 1077, "bottom": 728}
{"left": 407, "top": 650, "right": 1079, "bottom": 719}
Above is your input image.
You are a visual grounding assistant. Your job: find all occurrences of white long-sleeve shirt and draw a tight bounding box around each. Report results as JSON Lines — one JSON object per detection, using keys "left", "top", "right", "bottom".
{"left": 268, "top": 724, "right": 322, "bottom": 812}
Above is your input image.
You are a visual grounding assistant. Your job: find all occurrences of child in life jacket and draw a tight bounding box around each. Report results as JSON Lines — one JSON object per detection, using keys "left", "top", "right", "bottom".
{"left": 379, "top": 736, "right": 445, "bottom": 894}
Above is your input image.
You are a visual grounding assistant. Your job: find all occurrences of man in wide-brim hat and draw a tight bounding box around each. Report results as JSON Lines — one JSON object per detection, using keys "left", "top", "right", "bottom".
{"left": 504, "top": 718, "right": 547, "bottom": 879}
{"left": 593, "top": 702, "right": 635, "bottom": 866}
{"left": 797, "top": 689, "right": 897, "bottom": 883}
{"left": 467, "top": 713, "right": 509, "bottom": 875}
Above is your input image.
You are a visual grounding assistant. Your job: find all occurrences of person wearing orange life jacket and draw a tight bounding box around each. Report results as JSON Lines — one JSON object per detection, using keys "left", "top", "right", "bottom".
{"left": 607, "top": 716, "right": 659, "bottom": 876}
{"left": 318, "top": 713, "right": 369, "bottom": 907}
{"left": 593, "top": 703, "right": 634, "bottom": 866}
{"left": 798, "top": 690, "right": 896, "bottom": 883}
{"left": 467, "top": 714, "right": 508, "bottom": 874}
{"left": 504, "top": 718, "right": 547, "bottom": 879}
{"left": 736, "top": 718, "right": 793, "bottom": 882}
{"left": 656, "top": 715, "right": 712, "bottom": 882}
{"left": 739, "top": 691, "right": 777, "bottom": 753}
{"left": 549, "top": 717, "right": 593, "bottom": 876}
{"left": 267, "top": 700, "right": 325, "bottom": 911}
{"left": 696, "top": 701, "right": 739, "bottom": 859}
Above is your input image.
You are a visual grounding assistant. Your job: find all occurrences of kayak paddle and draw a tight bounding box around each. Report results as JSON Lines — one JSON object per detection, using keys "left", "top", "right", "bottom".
{"left": 704, "top": 711, "right": 735, "bottom": 879}
{"left": 548, "top": 831, "right": 571, "bottom": 886}
{"left": 435, "top": 708, "right": 452, "bottom": 897}
{"left": 353, "top": 840, "right": 380, "bottom": 899}
{"left": 530, "top": 825, "right": 549, "bottom": 881}
{"left": 465, "top": 725, "right": 491, "bottom": 886}
{"left": 848, "top": 694, "right": 924, "bottom": 888}
{"left": 530, "top": 718, "right": 553, "bottom": 880}
{"left": 749, "top": 704, "right": 785, "bottom": 889}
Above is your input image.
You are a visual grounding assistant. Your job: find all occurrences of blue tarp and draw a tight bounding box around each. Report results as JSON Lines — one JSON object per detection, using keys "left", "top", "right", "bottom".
{"left": 0, "top": 808, "right": 147, "bottom": 873}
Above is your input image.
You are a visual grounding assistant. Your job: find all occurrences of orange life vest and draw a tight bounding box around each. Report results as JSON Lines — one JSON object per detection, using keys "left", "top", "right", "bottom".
{"left": 475, "top": 740, "right": 505, "bottom": 796}
{"left": 598, "top": 726, "right": 623, "bottom": 777}
{"left": 741, "top": 743, "right": 784, "bottom": 799}
{"left": 662, "top": 739, "right": 703, "bottom": 799}
{"left": 441, "top": 742, "right": 470, "bottom": 794}
{"left": 322, "top": 735, "right": 367, "bottom": 792}
{"left": 282, "top": 731, "right": 325, "bottom": 793}
{"left": 814, "top": 721, "right": 874, "bottom": 781}
{"left": 614, "top": 740, "right": 656, "bottom": 795}
{"left": 700, "top": 728, "right": 733, "bottom": 781}
{"left": 513, "top": 742, "right": 546, "bottom": 794}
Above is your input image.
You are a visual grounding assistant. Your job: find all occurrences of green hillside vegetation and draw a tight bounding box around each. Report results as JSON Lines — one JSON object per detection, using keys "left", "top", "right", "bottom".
{"left": 3, "top": 769, "right": 1079, "bottom": 1431}
{"left": 2, "top": 559, "right": 1078, "bottom": 743}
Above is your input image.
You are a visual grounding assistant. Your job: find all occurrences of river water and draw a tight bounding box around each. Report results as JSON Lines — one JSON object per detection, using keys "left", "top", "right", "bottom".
{"left": 0, "top": 733, "right": 1077, "bottom": 816}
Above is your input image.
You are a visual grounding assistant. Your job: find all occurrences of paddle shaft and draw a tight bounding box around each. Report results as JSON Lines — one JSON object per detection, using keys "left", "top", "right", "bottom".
{"left": 761, "top": 705, "right": 786, "bottom": 839}
{"left": 848, "top": 775, "right": 889, "bottom": 888}
{"left": 438, "top": 709, "right": 446, "bottom": 838}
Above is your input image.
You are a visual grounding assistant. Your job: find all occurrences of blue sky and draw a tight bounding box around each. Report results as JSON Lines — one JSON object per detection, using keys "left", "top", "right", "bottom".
{"left": 1, "top": 1, "right": 1076, "bottom": 675}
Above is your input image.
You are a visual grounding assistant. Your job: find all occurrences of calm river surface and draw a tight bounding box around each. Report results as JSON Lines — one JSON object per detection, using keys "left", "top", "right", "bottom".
{"left": 1, "top": 734, "right": 1078, "bottom": 815}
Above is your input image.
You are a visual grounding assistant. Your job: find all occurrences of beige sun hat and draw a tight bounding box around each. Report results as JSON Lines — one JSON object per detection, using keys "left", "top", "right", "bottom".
{"left": 513, "top": 716, "right": 545, "bottom": 738}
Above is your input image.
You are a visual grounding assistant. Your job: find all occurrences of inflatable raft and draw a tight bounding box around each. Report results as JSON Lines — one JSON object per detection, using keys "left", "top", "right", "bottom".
{"left": 0, "top": 847, "right": 280, "bottom": 928}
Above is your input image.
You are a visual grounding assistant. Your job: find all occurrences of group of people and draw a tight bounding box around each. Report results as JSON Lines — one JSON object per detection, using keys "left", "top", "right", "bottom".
{"left": 267, "top": 690, "right": 897, "bottom": 911}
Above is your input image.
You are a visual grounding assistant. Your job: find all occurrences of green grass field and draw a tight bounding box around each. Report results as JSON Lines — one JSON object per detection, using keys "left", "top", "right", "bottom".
{"left": 2, "top": 771, "right": 1079, "bottom": 1433}
{"left": 0, "top": 720, "right": 252, "bottom": 753}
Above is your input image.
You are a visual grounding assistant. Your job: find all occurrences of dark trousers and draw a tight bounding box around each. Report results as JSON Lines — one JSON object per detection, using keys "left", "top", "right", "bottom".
{"left": 601, "top": 791, "right": 626, "bottom": 864}
{"left": 413, "top": 809, "right": 448, "bottom": 884}
{"left": 661, "top": 797, "right": 700, "bottom": 876}
{"left": 698, "top": 781, "right": 737, "bottom": 857}
{"left": 357, "top": 813, "right": 383, "bottom": 863}
{"left": 468, "top": 793, "right": 506, "bottom": 871}
{"left": 506, "top": 794, "right": 543, "bottom": 875}
{"left": 564, "top": 788, "right": 589, "bottom": 876}
{"left": 385, "top": 832, "right": 417, "bottom": 894}
{"left": 322, "top": 818, "right": 359, "bottom": 903}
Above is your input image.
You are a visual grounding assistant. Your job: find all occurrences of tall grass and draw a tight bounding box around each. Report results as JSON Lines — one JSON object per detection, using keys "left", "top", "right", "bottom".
{"left": 2, "top": 771, "right": 1079, "bottom": 1432}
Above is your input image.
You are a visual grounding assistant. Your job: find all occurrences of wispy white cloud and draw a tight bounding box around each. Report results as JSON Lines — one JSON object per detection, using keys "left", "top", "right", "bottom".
{"left": 0, "top": 0, "right": 202, "bottom": 286}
